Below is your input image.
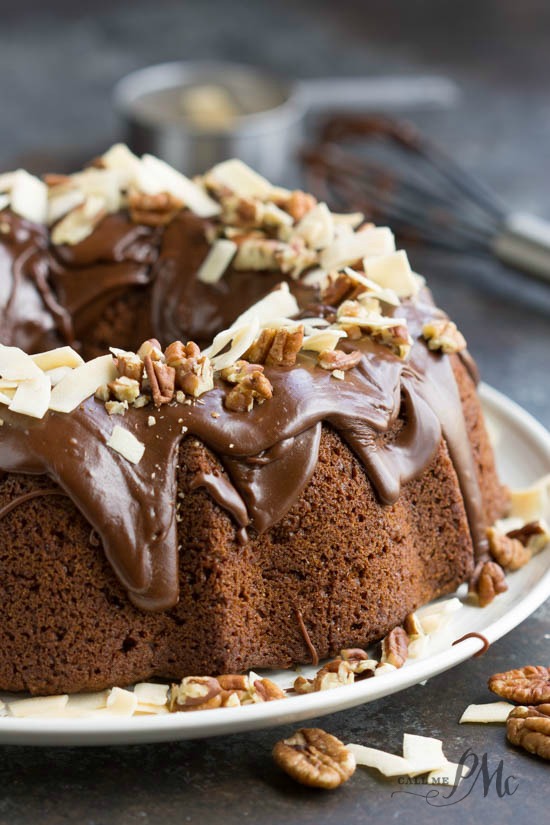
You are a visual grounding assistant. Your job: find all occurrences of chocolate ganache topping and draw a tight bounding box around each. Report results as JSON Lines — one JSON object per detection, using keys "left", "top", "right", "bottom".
{"left": 0, "top": 148, "right": 488, "bottom": 612}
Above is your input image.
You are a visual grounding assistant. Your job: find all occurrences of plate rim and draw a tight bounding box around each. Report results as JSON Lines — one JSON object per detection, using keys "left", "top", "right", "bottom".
{"left": 1, "top": 383, "right": 549, "bottom": 745}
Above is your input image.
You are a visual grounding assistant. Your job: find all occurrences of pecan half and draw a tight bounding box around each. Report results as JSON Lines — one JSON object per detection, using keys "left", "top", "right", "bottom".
{"left": 488, "top": 666, "right": 550, "bottom": 704}
{"left": 317, "top": 349, "right": 362, "bottom": 371}
{"left": 321, "top": 272, "right": 362, "bottom": 306}
{"left": 507, "top": 704, "right": 550, "bottom": 760}
{"left": 381, "top": 626, "right": 409, "bottom": 669}
{"left": 221, "top": 360, "right": 273, "bottom": 413}
{"left": 253, "top": 678, "right": 287, "bottom": 702}
{"left": 244, "top": 325, "right": 304, "bottom": 367}
{"left": 128, "top": 189, "right": 183, "bottom": 226}
{"left": 144, "top": 355, "right": 175, "bottom": 407}
{"left": 293, "top": 675, "right": 315, "bottom": 695}
{"left": 217, "top": 674, "right": 249, "bottom": 692}
{"left": 487, "top": 526, "right": 531, "bottom": 571}
{"left": 168, "top": 676, "right": 222, "bottom": 711}
{"left": 469, "top": 560, "right": 508, "bottom": 607}
{"left": 272, "top": 728, "right": 355, "bottom": 789}
{"left": 165, "top": 340, "right": 214, "bottom": 398}
{"left": 422, "top": 319, "right": 466, "bottom": 354}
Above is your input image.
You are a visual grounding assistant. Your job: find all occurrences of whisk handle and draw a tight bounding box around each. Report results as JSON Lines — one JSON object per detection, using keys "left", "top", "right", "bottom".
{"left": 493, "top": 213, "right": 550, "bottom": 282}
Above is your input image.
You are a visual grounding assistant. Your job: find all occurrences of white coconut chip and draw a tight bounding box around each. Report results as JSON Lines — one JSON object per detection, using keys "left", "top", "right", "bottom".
{"left": 407, "top": 634, "right": 432, "bottom": 659}
{"left": 8, "top": 694, "right": 69, "bottom": 718}
{"left": 47, "top": 188, "right": 86, "bottom": 225}
{"left": 207, "top": 320, "right": 261, "bottom": 372}
{"left": 8, "top": 371, "right": 51, "bottom": 419}
{"left": 208, "top": 158, "right": 272, "bottom": 200}
{"left": 0, "top": 344, "right": 44, "bottom": 381}
{"left": 300, "top": 267, "right": 328, "bottom": 287}
{"left": 374, "top": 663, "right": 397, "bottom": 677}
{"left": 428, "top": 762, "right": 469, "bottom": 786}
{"left": 106, "top": 426, "right": 145, "bottom": 465}
{"left": 459, "top": 702, "right": 515, "bottom": 724}
{"left": 0, "top": 171, "right": 16, "bottom": 192}
{"left": 51, "top": 194, "right": 107, "bottom": 246}
{"left": 302, "top": 329, "right": 348, "bottom": 353}
{"left": 10, "top": 170, "right": 48, "bottom": 224}
{"left": 233, "top": 282, "right": 299, "bottom": 328}
{"left": 509, "top": 474, "right": 550, "bottom": 521}
{"left": 140, "top": 154, "right": 220, "bottom": 218}
{"left": 346, "top": 744, "right": 412, "bottom": 777}
{"left": 331, "top": 212, "right": 365, "bottom": 228}
{"left": 105, "top": 687, "right": 138, "bottom": 716}
{"left": 71, "top": 168, "right": 122, "bottom": 214}
{"left": 293, "top": 202, "right": 335, "bottom": 250}
{"left": 402, "top": 733, "right": 447, "bottom": 776}
{"left": 49, "top": 354, "right": 116, "bottom": 413}
{"left": 363, "top": 250, "right": 419, "bottom": 299}
{"left": 197, "top": 239, "right": 237, "bottom": 284}
{"left": 133, "top": 683, "right": 169, "bottom": 706}
{"left": 343, "top": 267, "right": 401, "bottom": 306}
{"left": 31, "top": 346, "right": 84, "bottom": 372}
{"left": 0, "top": 193, "right": 10, "bottom": 211}
{"left": 321, "top": 226, "right": 395, "bottom": 271}
{"left": 416, "top": 597, "right": 463, "bottom": 634}
{"left": 101, "top": 143, "right": 142, "bottom": 189}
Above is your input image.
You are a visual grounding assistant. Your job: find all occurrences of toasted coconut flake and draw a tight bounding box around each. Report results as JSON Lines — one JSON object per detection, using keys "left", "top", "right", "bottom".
{"left": 49, "top": 354, "right": 117, "bottom": 413}
{"left": 364, "top": 250, "right": 419, "bottom": 298}
{"left": 140, "top": 154, "right": 220, "bottom": 218}
{"left": 106, "top": 426, "right": 145, "bottom": 465}
{"left": 31, "top": 346, "right": 84, "bottom": 372}
{"left": 460, "top": 702, "right": 515, "bottom": 724}
{"left": 8, "top": 371, "right": 51, "bottom": 419}
{"left": 197, "top": 238, "right": 237, "bottom": 284}
{"left": 208, "top": 158, "right": 272, "bottom": 200}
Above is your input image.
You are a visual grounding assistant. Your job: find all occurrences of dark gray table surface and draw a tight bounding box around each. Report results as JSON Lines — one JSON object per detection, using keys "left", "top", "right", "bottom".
{"left": 0, "top": 1, "right": 548, "bottom": 823}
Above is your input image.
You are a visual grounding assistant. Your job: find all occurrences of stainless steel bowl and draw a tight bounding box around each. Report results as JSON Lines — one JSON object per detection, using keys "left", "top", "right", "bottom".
{"left": 114, "top": 61, "right": 459, "bottom": 181}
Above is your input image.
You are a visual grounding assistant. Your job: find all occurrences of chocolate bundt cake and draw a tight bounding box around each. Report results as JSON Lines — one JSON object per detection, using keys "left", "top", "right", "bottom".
{"left": 0, "top": 148, "right": 508, "bottom": 695}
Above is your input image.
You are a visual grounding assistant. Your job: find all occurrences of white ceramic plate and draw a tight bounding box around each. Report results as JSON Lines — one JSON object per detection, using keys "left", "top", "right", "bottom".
{"left": 1, "top": 383, "right": 549, "bottom": 746}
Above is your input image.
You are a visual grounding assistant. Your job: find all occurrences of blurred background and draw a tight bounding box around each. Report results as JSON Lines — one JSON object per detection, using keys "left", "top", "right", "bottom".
{"left": 0, "top": 0, "right": 549, "bottom": 424}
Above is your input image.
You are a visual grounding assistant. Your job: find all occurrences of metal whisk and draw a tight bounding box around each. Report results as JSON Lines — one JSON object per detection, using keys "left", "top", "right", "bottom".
{"left": 301, "top": 115, "right": 550, "bottom": 282}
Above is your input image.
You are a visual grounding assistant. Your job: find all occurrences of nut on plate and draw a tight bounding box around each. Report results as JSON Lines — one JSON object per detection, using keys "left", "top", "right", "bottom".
{"left": 469, "top": 560, "right": 508, "bottom": 607}
{"left": 169, "top": 676, "right": 222, "bottom": 711}
{"left": 488, "top": 666, "right": 550, "bottom": 704}
{"left": 272, "top": 727, "right": 356, "bottom": 789}
{"left": 381, "top": 626, "right": 409, "bottom": 669}
{"left": 487, "top": 526, "right": 531, "bottom": 571}
{"left": 507, "top": 704, "right": 550, "bottom": 760}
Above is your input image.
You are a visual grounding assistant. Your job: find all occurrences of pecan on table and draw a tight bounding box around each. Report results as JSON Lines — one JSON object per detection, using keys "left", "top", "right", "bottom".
{"left": 507, "top": 704, "right": 550, "bottom": 760}
{"left": 488, "top": 666, "right": 550, "bottom": 704}
{"left": 381, "top": 626, "right": 409, "bottom": 669}
{"left": 312, "top": 660, "right": 354, "bottom": 692}
{"left": 272, "top": 728, "right": 356, "bottom": 789}
{"left": 469, "top": 560, "right": 508, "bottom": 607}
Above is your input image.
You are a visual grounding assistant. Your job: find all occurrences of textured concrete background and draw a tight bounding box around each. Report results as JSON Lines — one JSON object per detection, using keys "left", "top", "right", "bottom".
{"left": 0, "top": 1, "right": 548, "bottom": 822}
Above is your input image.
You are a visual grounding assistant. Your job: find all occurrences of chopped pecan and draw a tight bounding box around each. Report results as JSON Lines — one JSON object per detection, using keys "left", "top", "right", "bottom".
{"left": 165, "top": 340, "right": 214, "bottom": 398}
{"left": 381, "top": 626, "right": 409, "bottom": 669}
{"left": 108, "top": 376, "right": 141, "bottom": 404}
{"left": 274, "top": 238, "right": 318, "bottom": 279}
{"left": 293, "top": 675, "right": 315, "bottom": 695}
{"left": 137, "top": 339, "right": 163, "bottom": 362}
{"left": 144, "top": 355, "right": 175, "bottom": 407}
{"left": 272, "top": 728, "right": 355, "bottom": 789}
{"left": 128, "top": 189, "right": 183, "bottom": 226}
{"left": 507, "top": 704, "right": 550, "bottom": 760}
{"left": 221, "top": 360, "right": 273, "bottom": 413}
{"left": 317, "top": 349, "right": 362, "bottom": 371}
{"left": 277, "top": 190, "right": 318, "bottom": 223}
{"left": 168, "top": 676, "right": 222, "bottom": 711}
{"left": 488, "top": 666, "right": 550, "bottom": 704}
{"left": 340, "top": 648, "right": 369, "bottom": 662}
{"left": 370, "top": 324, "right": 412, "bottom": 359}
{"left": 487, "top": 526, "right": 531, "bottom": 571}
{"left": 321, "top": 272, "right": 362, "bottom": 307}
{"left": 114, "top": 351, "right": 143, "bottom": 384}
{"left": 507, "top": 520, "right": 550, "bottom": 554}
{"left": 233, "top": 237, "right": 281, "bottom": 271}
{"left": 422, "top": 319, "right": 466, "bottom": 354}
{"left": 312, "top": 659, "right": 354, "bottom": 691}
{"left": 244, "top": 326, "right": 304, "bottom": 367}
{"left": 469, "top": 560, "right": 508, "bottom": 607}
{"left": 403, "top": 612, "right": 424, "bottom": 638}
{"left": 217, "top": 674, "right": 249, "bottom": 692}
{"left": 220, "top": 195, "right": 263, "bottom": 228}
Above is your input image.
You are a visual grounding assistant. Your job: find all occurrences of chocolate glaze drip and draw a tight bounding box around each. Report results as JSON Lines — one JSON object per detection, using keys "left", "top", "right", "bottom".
{"left": 0, "top": 207, "right": 489, "bottom": 611}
